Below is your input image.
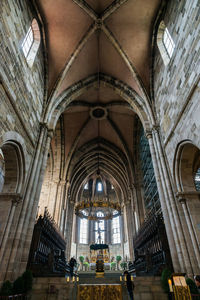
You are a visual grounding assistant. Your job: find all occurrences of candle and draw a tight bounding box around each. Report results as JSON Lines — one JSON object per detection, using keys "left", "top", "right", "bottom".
{"left": 168, "top": 279, "right": 173, "bottom": 292}
{"left": 77, "top": 277, "right": 79, "bottom": 282}
{"left": 72, "top": 276, "right": 75, "bottom": 282}
{"left": 120, "top": 276, "right": 122, "bottom": 281}
{"left": 131, "top": 276, "right": 133, "bottom": 281}
{"left": 124, "top": 276, "right": 127, "bottom": 281}
{"left": 67, "top": 277, "right": 70, "bottom": 282}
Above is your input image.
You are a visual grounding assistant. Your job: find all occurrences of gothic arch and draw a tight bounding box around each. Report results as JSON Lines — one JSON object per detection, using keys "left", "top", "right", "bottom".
{"left": 174, "top": 140, "right": 200, "bottom": 192}
{"left": 0, "top": 132, "right": 27, "bottom": 194}
{"left": 44, "top": 74, "right": 155, "bottom": 131}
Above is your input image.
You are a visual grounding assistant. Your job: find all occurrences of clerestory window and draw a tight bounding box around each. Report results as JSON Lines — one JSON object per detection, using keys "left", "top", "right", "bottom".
{"left": 194, "top": 167, "right": 200, "bottom": 191}
{"left": 21, "top": 19, "right": 41, "bottom": 67}
{"left": 84, "top": 182, "right": 88, "bottom": 190}
{"left": 97, "top": 182, "right": 103, "bottom": 192}
{"left": 163, "top": 27, "right": 175, "bottom": 59}
{"left": 112, "top": 216, "right": 121, "bottom": 244}
{"left": 79, "top": 218, "right": 88, "bottom": 244}
{"left": 157, "top": 21, "right": 175, "bottom": 66}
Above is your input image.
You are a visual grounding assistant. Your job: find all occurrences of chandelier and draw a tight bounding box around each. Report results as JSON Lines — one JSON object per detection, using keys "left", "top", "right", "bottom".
{"left": 75, "top": 178, "right": 121, "bottom": 221}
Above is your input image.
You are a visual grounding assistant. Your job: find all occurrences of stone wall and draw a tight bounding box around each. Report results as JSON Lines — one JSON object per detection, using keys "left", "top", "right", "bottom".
{"left": 0, "top": 0, "right": 45, "bottom": 282}
{"left": 153, "top": 0, "right": 200, "bottom": 275}
{"left": 154, "top": 0, "right": 200, "bottom": 154}
{"left": 0, "top": 0, "right": 44, "bottom": 148}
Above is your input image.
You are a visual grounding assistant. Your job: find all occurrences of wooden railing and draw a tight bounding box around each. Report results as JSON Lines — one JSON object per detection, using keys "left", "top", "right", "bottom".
{"left": 132, "top": 212, "right": 173, "bottom": 275}
{"left": 27, "top": 208, "right": 67, "bottom": 276}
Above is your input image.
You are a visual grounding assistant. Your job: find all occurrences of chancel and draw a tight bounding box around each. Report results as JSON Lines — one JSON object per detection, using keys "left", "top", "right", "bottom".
{"left": 0, "top": 0, "right": 200, "bottom": 299}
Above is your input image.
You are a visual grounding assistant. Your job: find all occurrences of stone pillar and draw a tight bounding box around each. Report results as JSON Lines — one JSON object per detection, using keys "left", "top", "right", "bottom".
{"left": 65, "top": 201, "right": 75, "bottom": 260}
{"left": 0, "top": 194, "right": 22, "bottom": 281}
{"left": 5, "top": 125, "right": 52, "bottom": 280}
{"left": 125, "top": 201, "right": 134, "bottom": 261}
{"left": 20, "top": 129, "right": 53, "bottom": 274}
{"left": 54, "top": 180, "right": 66, "bottom": 226}
{"left": 146, "top": 130, "right": 181, "bottom": 272}
{"left": 107, "top": 219, "right": 112, "bottom": 245}
{"left": 152, "top": 128, "right": 194, "bottom": 276}
{"left": 119, "top": 215, "right": 125, "bottom": 260}
{"left": 132, "top": 182, "right": 145, "bottom": 226}
{"left": 178, "top": 196, "right": 200, "bottom": 272}
{"left": 129, "top": 186, "right": 137, "bottom": 237}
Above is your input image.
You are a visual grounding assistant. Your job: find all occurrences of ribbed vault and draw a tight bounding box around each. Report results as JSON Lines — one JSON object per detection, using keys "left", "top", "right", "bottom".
{"left": 67, "top": 138, "right": 131, "bottom": 204}
{"left": 35, "top": 0, "right": 165, "bottom": 223}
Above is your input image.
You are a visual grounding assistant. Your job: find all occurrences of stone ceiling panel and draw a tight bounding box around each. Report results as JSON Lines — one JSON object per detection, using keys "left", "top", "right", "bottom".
{"left": 74, "top": 85, "right": 124, "bottom": 104}
{"left": 37, "top": 0, "right": 93, "bottom": 92}
{"left": 57, "top": 32, "right": 98, "bottom": 97}
{"left": 105, "top": 0, "right": 161, "bottom": 91}
{"left": 99, "top": 31, "right": 142, "bottom": 97}
{"left": 85, "top": 0, "right": 115, "bottom": 14}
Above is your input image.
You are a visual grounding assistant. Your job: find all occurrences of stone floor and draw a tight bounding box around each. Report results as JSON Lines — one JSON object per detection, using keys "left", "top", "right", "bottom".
{"left": 30, "top": 272, "right": 168, "bottom": 300}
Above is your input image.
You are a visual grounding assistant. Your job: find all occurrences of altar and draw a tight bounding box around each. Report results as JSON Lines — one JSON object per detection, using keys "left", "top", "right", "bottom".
{"left": 90, "top": 243, "right": 110, "bottom": 263}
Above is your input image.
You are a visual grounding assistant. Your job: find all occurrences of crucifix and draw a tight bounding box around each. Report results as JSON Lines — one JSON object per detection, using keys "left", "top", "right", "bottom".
{"left": 94, "top": 220, "right": 106, "bottom": 244}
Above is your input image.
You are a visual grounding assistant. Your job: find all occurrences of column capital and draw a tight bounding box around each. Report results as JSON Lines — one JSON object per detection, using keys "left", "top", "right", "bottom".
{"left": 145, "top": 130, "right": 153, "bottom": 139}
{"left": 177, "top": 197, "right": 187, "bottom": 204}
{"left": 47, "top": 129, "right": 54, "bottom": 139}
{"left": 176, "top": 191, "right": 200, "bottom": 197}
{"left": 0, "top": 193, "right": 22, "bottom": 205}
{"left": 59, "top": 180, "right": 66, "bottom": 186}
{"left": 152, "top": 125, "right": 160, "bottom": 133}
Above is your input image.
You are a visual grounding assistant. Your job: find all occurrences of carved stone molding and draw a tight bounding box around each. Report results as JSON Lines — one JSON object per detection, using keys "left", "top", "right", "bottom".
{"left": 0, "top": 193, "right": 22, "bottom": 205}
{"left": 145, "top": 129, "right": 153, "bottom": 139}
{"left": 176, "top": 191, "right": 200, "bottom": 197}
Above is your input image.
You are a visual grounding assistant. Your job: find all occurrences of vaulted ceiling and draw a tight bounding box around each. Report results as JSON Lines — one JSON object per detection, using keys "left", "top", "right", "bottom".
{"left": 36, "top": 0, "right": 163, "bottom": 200}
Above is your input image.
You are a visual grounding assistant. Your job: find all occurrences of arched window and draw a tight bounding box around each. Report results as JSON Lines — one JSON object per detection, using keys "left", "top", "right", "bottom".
{"left": 157, "top": 21, "right": 175, "bottom": 66}
{"left": 97, "top": 182, "right": 103, "bottom": 192}
{"left": 84, "top": 182, "right": 88, "bottom": 190}
{"left": 21, "top": 19, "right": 41, "bottom": 67}
{"left": 95, "top": 212, "right": 105, "bottom": 243}
{"left": 194, "top": 167, "right": 200, "bottom": 191}
{"left": 112, "top": 216, "right": 121, "bottom": 244}
{"left": 0, "top": 149, "right": 5, "bottom": 192}
{"left": 79, "top": 218, "right": 88, "bottom": 244}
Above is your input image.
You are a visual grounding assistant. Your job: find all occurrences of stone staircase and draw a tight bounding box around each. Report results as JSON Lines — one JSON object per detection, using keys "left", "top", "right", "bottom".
{"left": 30, "top": 272, "right": 168, "bottom": 300}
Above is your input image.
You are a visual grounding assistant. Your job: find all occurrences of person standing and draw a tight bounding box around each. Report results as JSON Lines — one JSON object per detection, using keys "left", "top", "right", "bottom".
{"left": 69, "top": 257, "right": 76, "bottom": 277}
{"left": 124, "top": 271, "right": 135, "bottom": 300}
{"left": 194, "top": 275, "right": 200, "bottom": 294}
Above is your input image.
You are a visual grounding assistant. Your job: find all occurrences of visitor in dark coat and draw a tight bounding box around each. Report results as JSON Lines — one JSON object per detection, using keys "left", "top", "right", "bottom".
{"left": 124, "top": 270, "right": 134, "bottom": 300}
{"left": 69, "top": 257, "right": 76, "bottom": 277}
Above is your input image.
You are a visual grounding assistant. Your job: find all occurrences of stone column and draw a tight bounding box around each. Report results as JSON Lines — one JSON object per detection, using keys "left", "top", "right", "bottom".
{"left": 132, "top": 182, "right": 145, "bottom": 226}
{"left": 107, "top": 219, "right": 112, "bottom": 245}
{"left": 178, "top": 196, "right": 200, "bottom": 272}
{"left": 54, "top": 180, "right": 66, "bottom": 226}
{"left": 6, "top": 126, "right": 52, "bottom": 280}
{"left": 129, "top": 186, "right": 137, "bottom": 237}
{"left": 146, "top": 131, "right": 181, "bottom": 272}
{"left": 125, "top": 201, "right": 134, "bottom": 261}
{"left": 119, "top": 215, "right": 125, "bottom": 260}
{"left": 0, "top": 193, "right": 22, "bottom": 280}
{"left": 152, "top": 128, "right": 194, "bottom": 276}
{"left": 65, "top": 201, "right": 75, "bottom": 260}
{"left": 20, "top": 129, "right": 53, "bottom": 273}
